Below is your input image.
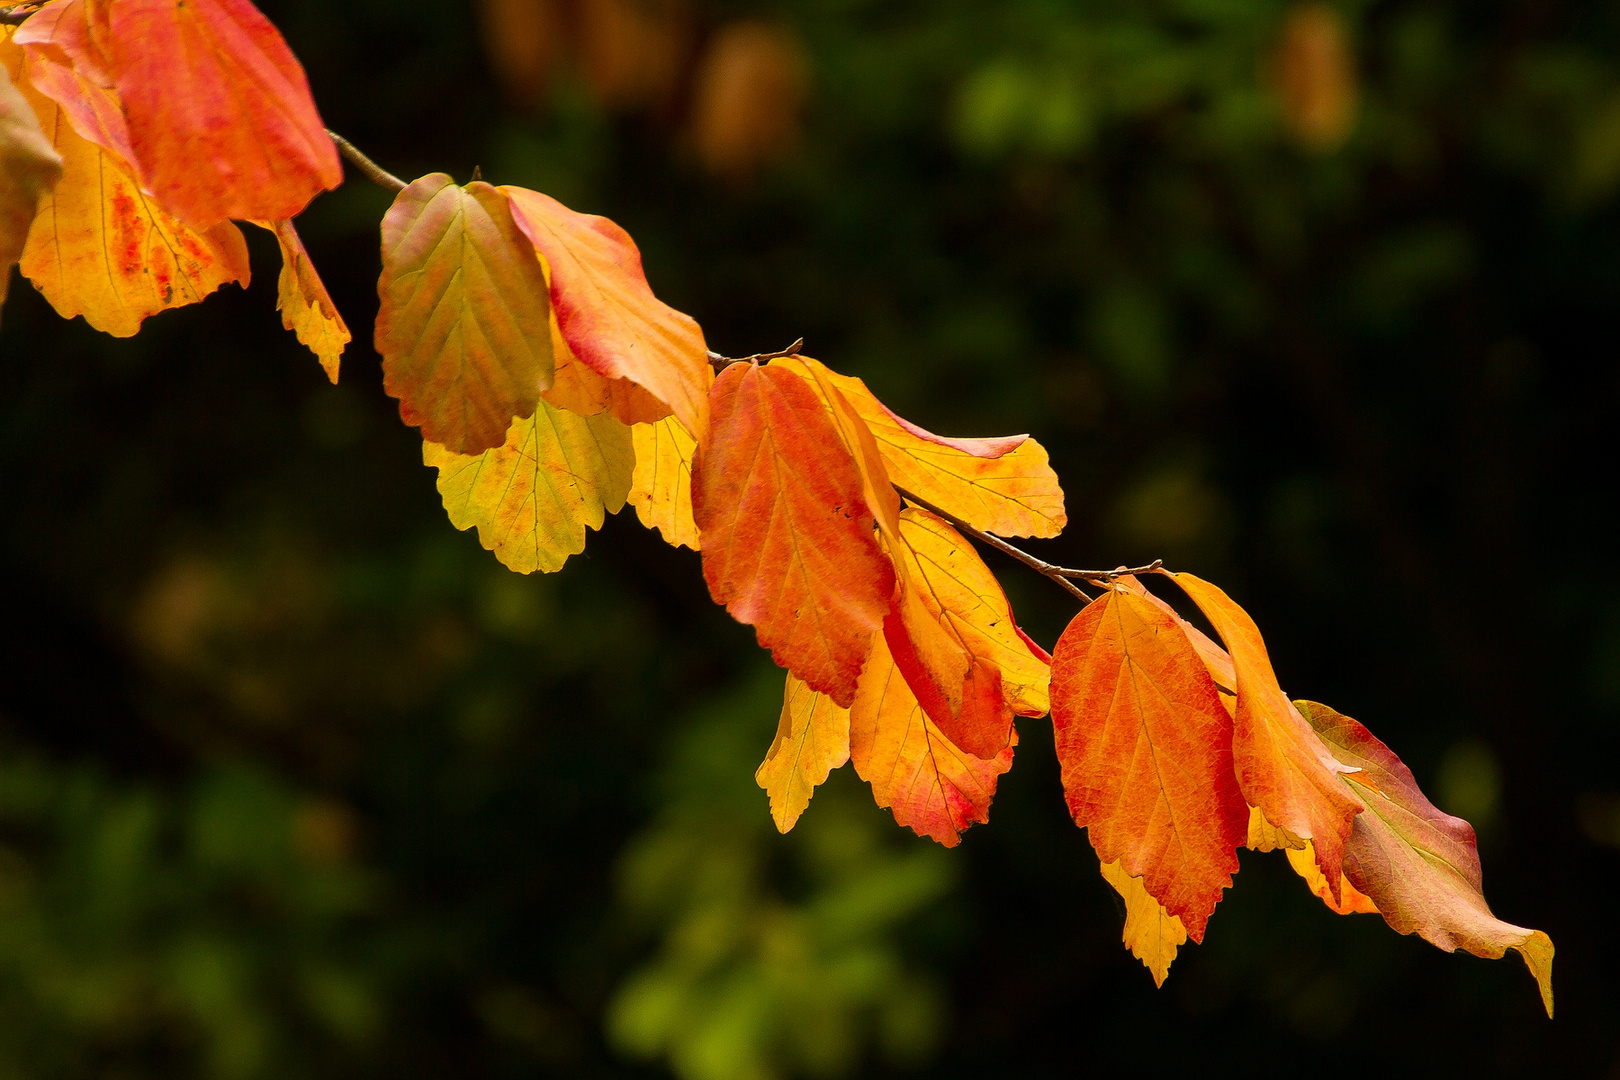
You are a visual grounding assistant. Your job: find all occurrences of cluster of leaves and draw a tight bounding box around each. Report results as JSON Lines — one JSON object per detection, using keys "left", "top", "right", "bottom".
{"left": 0, "top": 0, "right": 1552, "bottom": 1006}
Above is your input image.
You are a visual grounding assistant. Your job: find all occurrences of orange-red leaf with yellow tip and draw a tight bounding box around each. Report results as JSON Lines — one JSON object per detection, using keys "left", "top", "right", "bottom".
{"left": 1166, "top": 572, "right": 1362, "bottom": 901}
{"left": 691, "top": 361, "right": 893, "bottom": 706}
{"left": 376, "top": 173, "right": 555, "bottom": 455}
{"left": 503, "top": 185, "right": 710, "bottom": 442}
{"left": 849, "top": 631, "right": 1016, "bottom": 847}
{"left": 1297, "top": 699, "right": 1555, "bottom": 1017}
{"left": 96, "top": 0, "right": 341, "bottom": 229}
{"left": 260, "top": 218, "right": 348, "bottom": 383}
{"left": 1050, "top": 590, "right": 1246, "bottom": 940}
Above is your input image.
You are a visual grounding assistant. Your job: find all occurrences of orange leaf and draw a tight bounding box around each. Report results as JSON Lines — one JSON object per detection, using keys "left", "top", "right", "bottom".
{"left": 692, "top": 361, "right": 893, "bottom": 706}
{"left": 260, "top": 218, "right": 348, "bottom": 383}
{"left": 756, "top": 673, "right": 850, "bottom": 833}
{"left": 503, "top": 185, "right": 710, "bottom": 442}
{"left": 1166, "top": 572, "right": 1362, "bottom": 901}
{"left": 13, "top": 55, "right": 248, "bottom": 337}
{"left": 1284, "top": 840, "right": 1378, "bottom": 915}
{"left": 376, "top": 174, "right": 555, "bottom": 456}
{"left": 98, "top": 0, "right": 341, "bottom": 229}
{"left": 542, "top": 316, "right": 673, "bottom": 425}
{"left": 13, "top": 0, "right": 133, "bottom": 164}
{"left": 1297, "top": 700, "right": 1555, "bottom": 1017}
{"left": 0, "top": 52, "right": 61, "bottom": 314}
{"left": 802, "top": 363, "right": 1066, "bottom": 538}
{"left": 1100, "top": 858, "right": 1187, "bottom": 987}
{"left": 849, "top": 631, "right": 1016, "bottom": 847}
{"left": 629, "top": 414, "right": 701, "bottom": 551}
{"left": 1050, "top": 590, "right": 1246, "bottom": 940}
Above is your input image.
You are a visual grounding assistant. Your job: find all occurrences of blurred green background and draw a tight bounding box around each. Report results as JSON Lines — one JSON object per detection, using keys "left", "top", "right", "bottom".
{"left": 2, "top": 0, "right": 1616, "bottom": 1075}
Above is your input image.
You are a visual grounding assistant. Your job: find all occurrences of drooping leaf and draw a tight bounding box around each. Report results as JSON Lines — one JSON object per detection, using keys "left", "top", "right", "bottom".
{"left": 0, "top": 55, "right": 61, "bottom": 314}
{"left": 12, "top": 57, "right": 248, "bottom": 337}
{"left": 97, "top": 0, "right": 342, "bottom": 228}
{"left": 503, "top": 185, "right": 710, "bottom": 442}
{"left": 800, "top": 362, "right": 1066, "bottom": 538}
{"left": 1166, "top": 572, "right": 1363, "bottom": 900}
{"left": 13, "top": 0, "right": 134, "bottom": 164}
{"left": 756, "top": 673, "right": 850, "bottom": 833}
{"left": 691, "top": 361, "right": 894, "bottom": 706}
{"left": 1297, "top": 699, "right": 1555, "bottom": 1017}
{"left": 849, "top": 631, "right": 1016, "bottom": 847}
{"left": 259, "top": 218, "right": 348, "bottom": 383}
{"left": 1284, "top": 840, "right": 1378, "bottom": 915}
{"left": 629, "top": 414, "right": 701, "bottom": 550}
{"left": 1099, "top": 858, "right": 1187, "bottom": 987}
{"left": 376, "top": 174, "right": 555, "bottom": 455}
{"left": 424, "top": 398, "right": 634, "bottom": 575}
{"left": 1050, "top": 590, "right": 1246, "bottom": 940}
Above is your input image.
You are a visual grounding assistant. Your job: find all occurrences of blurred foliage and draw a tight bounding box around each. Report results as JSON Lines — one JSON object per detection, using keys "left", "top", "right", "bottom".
{"left": 3, "top": 0, "right": 1620, "bottom": 1076}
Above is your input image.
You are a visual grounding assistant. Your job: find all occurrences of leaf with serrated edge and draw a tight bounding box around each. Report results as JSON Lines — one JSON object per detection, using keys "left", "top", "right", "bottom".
{"left": 424, "top": 398, "right": 633, "bottom": 574}
{"left": 258, "top": 218, "right": 348, "bottom": 383}
{"left": 96, "top": 0, "right": 341, "bottom": 228}
{"left": 805, "top": 363, "right": 1066, "bottom": 538}
{"left": 756, "top": 673, "right": 850, "bottom": 833}
{"left": 1051, "top": 591, "right": 1246, "bottom": 940}
{"left": 1297, "top": 699, "right": 1555, "bottom": 1017}
{"left": 10, "top": 52, "right": 248, "bottom": 337}
{"left": 848, "top": 631, "right": 1016, "bottom": 847}
{"left": 503, "top": 185, "right": 709, "bottom": 442}
{"left": 1165, "top": 572, "right": 1362, "bottom": 902}
{"left": 377, "top": 174, "right": 555, "bottom": 455}
{"left": 692, "top": 361, "right": 893, "bottom": 706}
{"left": 629, "top": 414, "right": 701, "bottom": 551}
{"left": 0, "top": 53, "right": 61, "bottom": 313}
{"left": 1100, "top": 858, "right": 1187, "bottom": 987}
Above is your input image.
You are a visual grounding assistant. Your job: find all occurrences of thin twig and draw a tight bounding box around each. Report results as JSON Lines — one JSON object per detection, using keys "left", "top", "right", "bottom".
{"left": 894, "top": 486, "right": 1094, "bottom": 604}
{"left": 1054, "top": 559, "right": 1163, "bottom": 582}
{"left": 328, "top": 130, "right": 407, "bottom": 193}
{"left": 708, "top": 338, "right": 805, "bottom": 370}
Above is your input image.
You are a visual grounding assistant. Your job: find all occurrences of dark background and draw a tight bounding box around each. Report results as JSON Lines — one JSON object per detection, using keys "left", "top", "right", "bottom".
{"left": 2, "top": 0, "right": 1616, "bottom": 1075}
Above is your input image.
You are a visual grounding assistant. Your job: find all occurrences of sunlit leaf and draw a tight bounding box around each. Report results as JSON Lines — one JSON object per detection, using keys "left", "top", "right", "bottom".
{"left": 0, "top": 54, "right": 60, "bottom": 315}
{"left": 1285, "top": 839, "right": 1378, "bottom": 915}
{"left": 377, "top": 173, "right": 555, "bottom": 455}
{"left": 259, "top": 218, "right": 348, "bottom": 383}
{"left": 756, "top": 673, "right": 850, "bottom": 833}
{"left": 1099, "top": 858, "right": 1187, "bottom": 987}
{"left": 629, "top": 414, "right": 701, "bottom": 551}
{"left": 13, "top": 0, "right": 133, "bottom": 164}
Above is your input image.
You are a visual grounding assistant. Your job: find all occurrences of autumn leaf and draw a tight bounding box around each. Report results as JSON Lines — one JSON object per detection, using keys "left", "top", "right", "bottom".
{"left": 629, "top": 414, "right": 701, "bottom": 551}
{"left": 0, "top": 56, "right": 60, "bottom": 315}
{"left": 1166, "top": 572, "right": 1363, "bottom": 900}
{"left": 792, "top": 363, "right": 1065, "bottom": 539}
{"left": 692, "top": 361, "right": 894, "bottom": 707}
{"left": 12, "top": 0, "right": 134, "bottom": 165}
{"left": 377, "top": 173, "right": 555, "bottom": 456}
{"left": 258, "top": 218, "right": 348, "bottom": 383}
{"left": 11, "top": 55, "right": 249, "bottom": 338}
{"left": 1100, "top": 858, "right": 1187, "bottom": 987}
{"left": 543, "top": 316, "right": 674, "bottom": 425}
{"left": 93, "top": 0, "right": 341, "bottom": 229}
{"left": 756, "top": 673, "right": 850, "bottom": 833}
{"left": 424, "top": 398, "right": 634, "bottom": 575}
{"left": 849, "top": 631, "right": 1016, "bottom": 847}
{"left": 503, "top": 185, "right": 710, "bottom": 442}
{"left": 1246, "top": 803, "right": 1305, "bottom": 851}
{"left": 1285, "top": 839, "right": 1378, "bottom": 915}
{"left": 1297, "top": 699, "right": 1555, "bottom": 1016}
{"left": 1050, "top": 590, "right": 1246, "bottom": 940}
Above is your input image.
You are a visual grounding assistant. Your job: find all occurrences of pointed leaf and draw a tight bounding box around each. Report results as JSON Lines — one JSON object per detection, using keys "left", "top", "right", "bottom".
{"left": 1285, "top": 840, "right": 1378, "bottom": 915}
{"left": 377, "top": 173, "right": 555, "bottom": 455}
{"left": 13, "top": 0, "right": 134, "bottom": 164}
{"left": 99, "top": 0, "right": 341, "bottom": 228}
{"left": 1100, "top": 858, "right": 1187, "bottom": 987}
{"left": 1051, "top": 591, "right": 1246, "bottom": 940}
{"left": 425, "top": 398, "right": 634, "bottom": 574}
{"left": 259, "top": 218, "right": 347, "bottom": 382}
{"left": 849, "top": 631, "right": 1016, "bottom": 847}
{"left": 1166, "top": 572, "right": 1362, "bottom": 900}
{"left": 503, "top": 185, "right": 710, "bottom": 442}
{"left": 0, "top": 57, "right": 61, "bottom": 313}
{"left": 629, "top": 414, "right": 701, "bottom": 551}
{"left": 756, "top": 673, "right": 850, "bottom": 833}
{"left": 691, "top": 361, "right": 893, "bottom": 706}
{"left": 1297, "top": 700, "right": 1555, "bottom": 1017}
{"left": 801, "top": 363, "right": 1066, "bottom": 538}
{"left": 12, "top": 58, "right": 248, "bottom": 337}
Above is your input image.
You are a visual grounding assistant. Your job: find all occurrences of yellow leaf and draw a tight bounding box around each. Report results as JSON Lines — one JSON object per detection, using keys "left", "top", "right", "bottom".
{"left": 1100, "top": 858, "right": 1187, "bottom": 987}
{"left": 260, "top": 218, "right": 349, "bottom": 383}
{"left": 425, "top": 398, "right": 633, "bottom": 574}
{"left": 755, "top": 673, "right": 850, "bottom": 833}
{"left": 1285, "top": 840, "right": 1378, "bottom": 915}
{"left": 1245, "top": 803, "right": 1306, "bottom": 851}
{"left": 13, "top": 52, "right": 248, "bottom": 337}
{"left": 629, "top": 414, "right": 700, "bottom": 551}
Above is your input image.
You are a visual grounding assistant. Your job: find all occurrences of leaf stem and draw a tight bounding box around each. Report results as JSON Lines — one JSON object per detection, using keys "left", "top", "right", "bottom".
{"left": 328, "top": 131, "right": 407, "bottom": 193}
{"left": 892, "top": 486, "right": 1096, "bottom": 604}
{"left": 708, "top": 338, "right": 805, "bottom": 370}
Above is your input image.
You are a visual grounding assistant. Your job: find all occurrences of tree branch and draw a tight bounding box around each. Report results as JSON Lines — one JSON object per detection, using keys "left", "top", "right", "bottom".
{"left": 328, "top": 131, "right": 407, "bottom": 193}
{"left": 708, "top": 338, "right": 805, "bottom": 370}
{"left": 892, "top": 486, "right": 1095, "bottom": 604}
